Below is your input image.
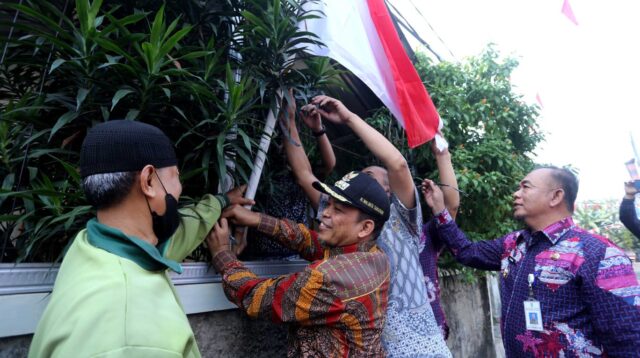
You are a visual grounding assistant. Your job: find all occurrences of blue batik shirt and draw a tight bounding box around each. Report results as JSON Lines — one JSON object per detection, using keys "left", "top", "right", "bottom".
{"left": 434, "top": 209, "right": 640, "bottom": 357}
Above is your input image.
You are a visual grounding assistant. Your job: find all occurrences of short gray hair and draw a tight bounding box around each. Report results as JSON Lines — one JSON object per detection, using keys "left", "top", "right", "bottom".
{"left": 82, "top": 172, "right": 138, "bottom": 209}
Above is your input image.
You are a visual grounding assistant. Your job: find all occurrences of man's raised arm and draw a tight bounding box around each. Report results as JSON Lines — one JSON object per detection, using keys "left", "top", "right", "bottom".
{"left": 312, "top": 95, "right": 415, "bottom": 208}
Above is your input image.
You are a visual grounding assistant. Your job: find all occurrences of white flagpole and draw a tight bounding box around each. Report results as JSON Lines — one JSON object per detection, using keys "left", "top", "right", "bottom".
{"left": 244, "top": 91, "right": 282, "bottom": 204}
{"left": 231, "top": 91, "right": 282, "bottom": 253}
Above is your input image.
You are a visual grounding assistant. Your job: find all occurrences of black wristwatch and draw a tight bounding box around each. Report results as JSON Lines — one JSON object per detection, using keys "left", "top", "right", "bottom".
{"left": 312, "top": 125, "right": 326, "bottom": 137}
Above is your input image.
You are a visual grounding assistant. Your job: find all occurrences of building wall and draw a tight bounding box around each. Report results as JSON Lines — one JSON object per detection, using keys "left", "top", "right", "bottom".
{"left": 0, "top": 274, "right": 496, "bottom": 358}
{"left": 440, "top": 273, "right": 497, "bottom": 358}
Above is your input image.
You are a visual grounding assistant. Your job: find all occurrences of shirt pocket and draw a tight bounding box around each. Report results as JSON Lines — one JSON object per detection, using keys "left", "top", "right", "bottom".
{"left": 535, "top": 240, "right": 585, "bottom": 291}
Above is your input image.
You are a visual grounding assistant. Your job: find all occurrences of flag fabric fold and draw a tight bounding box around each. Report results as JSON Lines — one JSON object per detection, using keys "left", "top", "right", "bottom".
{"left": 561, "top": 0, "right": 579, "bottom": 26}
{"left": 300, "top": 0, "right": 440, "bottom": 148}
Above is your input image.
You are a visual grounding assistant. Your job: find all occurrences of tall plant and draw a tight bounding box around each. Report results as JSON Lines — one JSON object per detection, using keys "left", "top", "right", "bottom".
{"left": 0, "top": 0, "right": 336, "bottom": 262}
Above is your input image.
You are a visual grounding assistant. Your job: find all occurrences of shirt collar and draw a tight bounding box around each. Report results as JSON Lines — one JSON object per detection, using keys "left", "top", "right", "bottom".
{"left": 327, "top": 240, "right": 376, "bottom": 257}
{"left": 529, "top": 216, "right": 575, "bottom": 245}
{"left": 86, "top": 218, "right": 182, "bottom": 273}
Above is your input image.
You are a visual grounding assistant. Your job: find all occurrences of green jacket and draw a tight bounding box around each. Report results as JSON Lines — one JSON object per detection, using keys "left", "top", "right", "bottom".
{"left": 29, "top": 195, "right": 222, "bottom": 358}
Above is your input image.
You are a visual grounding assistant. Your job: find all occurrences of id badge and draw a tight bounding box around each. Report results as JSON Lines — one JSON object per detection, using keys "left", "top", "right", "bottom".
{"left": 524, "top": 300, "right": 544, "bottom": 331}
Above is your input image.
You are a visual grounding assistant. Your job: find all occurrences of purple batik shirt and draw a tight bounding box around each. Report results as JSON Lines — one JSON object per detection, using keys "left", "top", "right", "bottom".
{"left": 434, "top": 209, "right": 640, "bottom": 357}
{"left": 418, "top": 221, "right": 449, "bottom": 340}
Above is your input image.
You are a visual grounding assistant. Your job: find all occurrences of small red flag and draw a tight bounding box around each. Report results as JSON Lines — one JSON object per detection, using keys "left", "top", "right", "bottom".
{"left": 535, "top": 93, "right": 544, "bottom": 109}
{"left": 561, "top": 0, "right": 579, "bottom": 25}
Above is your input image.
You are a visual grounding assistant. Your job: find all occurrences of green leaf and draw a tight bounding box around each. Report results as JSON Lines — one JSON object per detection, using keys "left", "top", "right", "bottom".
{"left": 49, "top": 59, "right": 66, "bottom": 74}
{"left": 49, "top": 111, "right": 79, "bottom": 141}
{"left": 172, "top": 105, "right": 187, "bottom": 121}
{"left": 100, "top": 106, "right": 110, "bottom": 121}
{"left": 216, "top": 133, "right": 227, "bottom": 185}
{"left": 76, "top": 88, "right": 89, "bottom": 111}
{"left": 111, "top": 89, "right": 134, "bottom": 111}
{"left": 125, "top": 109, "right": 140, "bottom": 120}
{"left": 162, "top": 88, "right": 171, "bottom": 99}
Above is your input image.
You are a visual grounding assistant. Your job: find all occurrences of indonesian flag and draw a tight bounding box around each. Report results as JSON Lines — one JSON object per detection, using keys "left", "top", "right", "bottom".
{"left": 300, "top": 0, "right": 441, "bottom": 148}
{"left": 561, "top": 0, "right": 579, "bottom": 26}
{"left": 625, "top": 159, "right": 639, "bottom": 180}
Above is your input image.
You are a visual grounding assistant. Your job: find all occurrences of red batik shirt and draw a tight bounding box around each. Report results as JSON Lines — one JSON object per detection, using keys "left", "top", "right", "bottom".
{"left": 213, "top": 215, "right": 390, "bottom": 357}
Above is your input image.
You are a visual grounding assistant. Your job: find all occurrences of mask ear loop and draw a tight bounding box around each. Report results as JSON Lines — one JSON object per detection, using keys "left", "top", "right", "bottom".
{"left": 144, "top": 168, "right": 167, "bottom": 213}
{"left": 154, "top": 171, "right": 169, "bottom": 194}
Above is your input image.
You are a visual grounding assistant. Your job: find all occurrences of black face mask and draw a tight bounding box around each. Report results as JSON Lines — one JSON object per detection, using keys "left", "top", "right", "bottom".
{"left": 146, "top": 172, "right": 180, "bottom": 245}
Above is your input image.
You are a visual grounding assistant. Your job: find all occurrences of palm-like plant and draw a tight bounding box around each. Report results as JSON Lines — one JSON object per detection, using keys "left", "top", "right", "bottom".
{"left": 0, "top": 0, "right": 339, "bottom": 262}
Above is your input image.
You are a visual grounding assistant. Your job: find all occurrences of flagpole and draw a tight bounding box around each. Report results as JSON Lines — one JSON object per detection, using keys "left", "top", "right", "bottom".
{"left": 230, "top": 90, "right": 282, "bottom": 252}
{"left": 244, "top": 90, "right": 282, "bottom": 204}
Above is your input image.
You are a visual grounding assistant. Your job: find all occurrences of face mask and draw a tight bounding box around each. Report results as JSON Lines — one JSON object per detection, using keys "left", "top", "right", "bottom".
{"left": 146, "top": 172, "right": 180, "bottom": 244}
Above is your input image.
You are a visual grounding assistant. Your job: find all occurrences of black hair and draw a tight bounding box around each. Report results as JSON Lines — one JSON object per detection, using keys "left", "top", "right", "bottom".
{"left": 357, "top": 210, "right": 386, "bottom": 239}
{"left": 535, "top": 165, "right": 579, "bottom": 213}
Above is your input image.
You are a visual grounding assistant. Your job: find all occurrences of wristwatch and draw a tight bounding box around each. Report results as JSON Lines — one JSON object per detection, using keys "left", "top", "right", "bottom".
{"left": 312, "top": 124, "right": 326, "bottom": 137}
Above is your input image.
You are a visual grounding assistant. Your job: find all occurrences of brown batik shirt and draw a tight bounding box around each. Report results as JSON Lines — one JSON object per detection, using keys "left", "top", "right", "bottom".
{"left": 213, "top": 214, "right": 390, "bottom": 357}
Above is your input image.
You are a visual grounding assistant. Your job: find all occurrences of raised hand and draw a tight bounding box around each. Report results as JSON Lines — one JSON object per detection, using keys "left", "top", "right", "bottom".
{"left": 222, "top": 204, "right": 261, "bottom": 227}
{"left": 206, "top": 218, "right": 232, "bottom": 257}
{"left": 624, "top": 181, "right": 639, "bottom": 199}
{"left": 311, "top": 95, "right": 354, "bottom": 124}
{"left": 226, "top": 184, "right": 255, "bottom": 207}
{"left": 300, "top": 104, "right": 323, "bottom": 132}
{"left": 421, "top": 179, "right": 445, "bottom": 214}
{"left": 430, "top": 130, "right": 449, "bottom": 156}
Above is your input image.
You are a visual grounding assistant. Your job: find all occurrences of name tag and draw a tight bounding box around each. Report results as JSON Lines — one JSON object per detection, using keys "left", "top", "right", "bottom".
{"left": 524, "top": 300, "right": 544, "bottom": 331}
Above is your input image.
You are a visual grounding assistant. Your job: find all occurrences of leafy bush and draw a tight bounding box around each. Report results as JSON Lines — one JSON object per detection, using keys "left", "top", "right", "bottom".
{"left": 0, "top": 0, "right": 335, "bottom": 262}
{"left": 574, "top": 199, "right": 639, "bottom": 252}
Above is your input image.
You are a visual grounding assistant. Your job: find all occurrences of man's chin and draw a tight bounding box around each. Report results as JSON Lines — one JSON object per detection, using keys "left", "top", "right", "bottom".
{"left": 317, "top": 234, "right": 334, "bottom": 246}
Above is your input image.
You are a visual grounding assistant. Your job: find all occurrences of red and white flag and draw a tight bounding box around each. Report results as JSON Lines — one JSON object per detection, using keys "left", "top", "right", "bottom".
{"left": 625, "top": 159, "right": 639, "bottom": 180}
{"left": 535, "top": 92, "right": 544, "bottom": 109}
{"left": 561, "top": 0, "right": 579, "bottom": 25}
{"left": 300, "top": 0, "right": 441, "bottom": 148}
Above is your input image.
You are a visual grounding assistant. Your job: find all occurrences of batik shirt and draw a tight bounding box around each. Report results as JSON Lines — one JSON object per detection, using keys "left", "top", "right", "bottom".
{"left": 434, "top": 210, "right": 640, "bottom": 357}
{"left": 418, "top": 221, "right": 449, "bottom": 339}
{"left": 213, "top": 214, "right": 390, "bottom": 357}
{"left": 320, "top": 191, "right": 451, "bottom": 357}
{"left": 620, "top": 198, "right": 640, "bottom": 239}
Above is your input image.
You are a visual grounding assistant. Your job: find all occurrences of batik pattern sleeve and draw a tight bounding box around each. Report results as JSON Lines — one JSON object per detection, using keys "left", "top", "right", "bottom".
{"left": 619, "top": 198, "right": 640, "bottom": 238}
{"left": 389, "top": 188, "right": 423, "bottom": 248}
{"left": 580, "top": 243, "right": 640, "bottom": 355}
{"left": 164, "top": 194, "right": 222, "bottom": 262}
{"left": 434, "top": 209, "right": 502, "bottom": 271}
{"left": 256, "top": 214, "right": 324, "bottom": 262}
{"left": 213, "top": 251, "right": 338, "bottom": 325}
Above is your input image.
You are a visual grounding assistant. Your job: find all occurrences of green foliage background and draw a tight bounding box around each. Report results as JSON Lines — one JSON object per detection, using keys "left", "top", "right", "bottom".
{"left": 574, "top": 199, "right": 639, "bottom": 252}
{"left": 0, "top": 0, "right": 335, "bottom": 262}
{"left": 1, "top": 1, "right": 545, "bottom": 267}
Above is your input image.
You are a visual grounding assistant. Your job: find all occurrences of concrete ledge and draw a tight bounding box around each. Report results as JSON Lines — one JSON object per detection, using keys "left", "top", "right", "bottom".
{"left": 0, "top": 261, "right": 307, "bottom": 338}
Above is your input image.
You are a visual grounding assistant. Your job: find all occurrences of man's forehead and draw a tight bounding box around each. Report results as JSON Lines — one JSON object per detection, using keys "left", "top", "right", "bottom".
{"left": 328, "top": 197, "right": 355, "bottom": 211}
{"left": 522, "top": 169, "right": 552, "bottom": 185}
{"left": 362, "top": 166, "right": 389, "bottom": 185}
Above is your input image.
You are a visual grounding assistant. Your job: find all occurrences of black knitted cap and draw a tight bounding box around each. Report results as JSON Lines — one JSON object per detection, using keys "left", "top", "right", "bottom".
{"left": 80, "top": 120, "right": 178, "bottom": 178}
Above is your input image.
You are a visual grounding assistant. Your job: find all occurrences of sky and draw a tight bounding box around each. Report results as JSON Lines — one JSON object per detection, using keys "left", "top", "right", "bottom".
{"left": 390, "top": 0, "right": 640, "bottom": 201}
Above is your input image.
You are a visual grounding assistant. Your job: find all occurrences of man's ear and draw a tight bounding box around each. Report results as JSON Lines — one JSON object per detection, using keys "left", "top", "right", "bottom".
{"left": 139, "top": 165, "right": 157, "bottom": 199}
{"left": 549, "top": 188, "right": 565, "bottom": 209}
{"left": 357, "top": 219, "right": 375, "bottom": 240}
